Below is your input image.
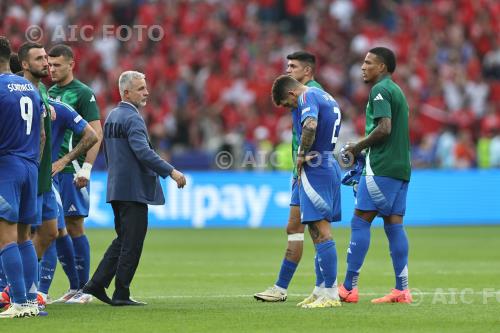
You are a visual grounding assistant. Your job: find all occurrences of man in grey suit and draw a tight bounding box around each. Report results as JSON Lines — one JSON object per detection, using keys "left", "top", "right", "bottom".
{"left": 83, "top": 71, "right": 186, "bottom": 306}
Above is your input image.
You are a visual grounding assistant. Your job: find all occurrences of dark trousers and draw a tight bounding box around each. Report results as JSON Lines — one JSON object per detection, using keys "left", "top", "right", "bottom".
{"left": 90, "top": 201, "right": 148, "bottom": 300}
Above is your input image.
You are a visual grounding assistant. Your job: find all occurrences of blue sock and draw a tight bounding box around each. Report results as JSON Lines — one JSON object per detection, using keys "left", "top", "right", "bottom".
{"left": 384, "top": 224, "right": 409, "bottom": 290}
{"left": 344, "top": 215, "right": 371, "bottom": 290}
{"left": 72, "top": 235, "right": 90, "bottom": 289}
{"left": 314, "top": 254, "right": 324, "bottom": 287}
{"left": 19, "top": 240, "right": 38, "bottom": 302}
{"left": 39, "top": 241, "right": 57, "bottom": 294}
{"left": 0, "top": 259, "right": 7, "bottom": 290}
{"left": 0, "top": 243, "right": 27, "bottom": 304}
{"left": 275, "top": 259, "right": 298, "bottom": 289}
{"left": 56, "top": 235, "right": 79, "bottom": 290}
{"left": 314, "top": 240, "right": 337, "bottom": 288}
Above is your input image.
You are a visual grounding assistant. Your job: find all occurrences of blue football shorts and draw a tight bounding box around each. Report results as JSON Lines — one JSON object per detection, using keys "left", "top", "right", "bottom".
{"left": 52, "top": 178, "right": 66, "bottom": 229}
{"left": 297, "top": 165, "right": 342, "bottom": 224}
{"left": 35, "top": 184, "right": 59, "bottom": 226}
{"left": 57, "top": 172, "right": 90, "bottom": 218}
{"left": 0, "top": 155, "right": 38, "bottom": 225}
{"left": 355, "top": 175, "right": 409, "bottom": 216}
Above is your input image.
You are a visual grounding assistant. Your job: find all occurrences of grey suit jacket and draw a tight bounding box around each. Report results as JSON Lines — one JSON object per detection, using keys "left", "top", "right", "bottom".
{"left": 104, "top": 101, "right": 174, "bottom": 205}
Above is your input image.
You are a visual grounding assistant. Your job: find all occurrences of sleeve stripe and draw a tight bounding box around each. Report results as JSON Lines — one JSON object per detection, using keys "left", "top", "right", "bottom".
{"left": 299, "top": 93, "right": 307, "bottom": 106}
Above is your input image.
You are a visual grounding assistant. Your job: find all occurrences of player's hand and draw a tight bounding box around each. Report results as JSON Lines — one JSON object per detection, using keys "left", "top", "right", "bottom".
{"left": 50, "top": 105, "right": 56, "bottom": 121}
{"left": 74, "top": 177, "right": 89, "bottom": 189}
{"left": 170, "top": 169, "right": 186, "bottom": 189}
{"left": 340, "top": 142, "right": 359, "bottom": 168}
{"left": 297, "top": 152, "right": 318, "bottom": 185}
{"left": 296, "top": 153, "right": 304, "bottom": 186}
{"left": 73, "top": 162, "right": 92, "bottom": 189}
{"left": 52, "top": 157, "right": 69, "bottom": 177}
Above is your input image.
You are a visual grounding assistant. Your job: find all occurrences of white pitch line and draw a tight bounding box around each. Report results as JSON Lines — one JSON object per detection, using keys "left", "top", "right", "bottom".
{"left": 139, "top": 291, "right": 497, "bottom": 299}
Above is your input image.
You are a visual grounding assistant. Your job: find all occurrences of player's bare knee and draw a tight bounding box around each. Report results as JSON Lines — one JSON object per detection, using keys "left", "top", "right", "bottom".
{"left": 355, "top": 209, "right": 377, "bottom": 223}
{"left": 308, "top": 221, "right": 332, "bottom": 244}
{"left": 17, "top": 225, "right": 31, "bottom": 243}
{"left": 383, "top": 215, "right": 403, "bottom": 225}
{"left": 57, "top": 227, "right": 68, "bottom": 238}
{"left": 46, "top": 228, "right": 58, "bottom": 242}
{"left": 66, "top": 217, "right": 85, "bottom": 236}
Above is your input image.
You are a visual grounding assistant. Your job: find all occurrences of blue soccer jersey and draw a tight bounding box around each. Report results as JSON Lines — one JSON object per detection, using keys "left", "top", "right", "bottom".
{"left": 292, "top": 87, "right": 343, "bottom": 223}
{"left": 294, "top": 87, "right": 342, "bottom": 170}
{"left": 0, "top": 73, "right": 43, "bottom": 163}
{"left": 49, "top": 98, "right": 88, "bottom": 161}
{"left": 0, "top": 73, "right": 43, "bottom": 224}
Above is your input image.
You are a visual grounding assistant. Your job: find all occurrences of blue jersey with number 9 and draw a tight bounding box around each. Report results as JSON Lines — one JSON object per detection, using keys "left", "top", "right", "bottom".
{"left": 294, "top": 87, "right": 342, "bottom": 170}
{"left": 0, "top": 73, "right": 43, "bottom": 163}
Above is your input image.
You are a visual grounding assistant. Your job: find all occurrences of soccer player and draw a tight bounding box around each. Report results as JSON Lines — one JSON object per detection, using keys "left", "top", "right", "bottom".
{"left": 16, "top": 41, "right": 55, "bottom": 274}
{"left": 269, "top": 75, "right": 342, "bottom": 308}
{"left": 338, "top": 47, "right": 413, "bottom": 304}
{"left": 254, "top": 51, "right": 328, "bottom": 303}
{"left": 47, "top": 44, "right": 103, "bottom": 303}
{"left": 0, "top": 36, "right": 43, "bottom": 318}
{"left": 38, "top": 97, "right": 97, "bottom": 303}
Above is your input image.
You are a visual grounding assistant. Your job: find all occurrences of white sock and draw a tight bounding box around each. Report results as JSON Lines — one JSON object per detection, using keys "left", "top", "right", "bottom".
{"left": 325, "top": 287, "right": 340, "bottom": 300}
{"left": 313, "top": 286, "right": 324, "bottom": 296}
{"left": 274, "top": 285, "right": 287, "bottom": 293}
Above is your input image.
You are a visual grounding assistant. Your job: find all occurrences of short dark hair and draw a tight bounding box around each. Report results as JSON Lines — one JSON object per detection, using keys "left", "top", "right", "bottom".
{"left": 271, "top": 75, "right": 301, "bottom": 106}
{"left": 0, "top": 36, "right": 12, "bottom": 62}
{"left": 9, "top": 53, "right": 22, "bottom": 73}
{"left": 18, "top": 42, "right": 43, "bottom": 62}
{"left": 287, "top": 51, "right": 316, "bottom": 70}
{"left": 48, "top": 44, "right": 74, "bottom": 59}
{"left": 369, "top": 47, "right": 396, "bottom": 73}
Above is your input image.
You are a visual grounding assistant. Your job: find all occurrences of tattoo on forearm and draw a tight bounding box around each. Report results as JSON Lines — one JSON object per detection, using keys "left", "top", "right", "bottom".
{"left": 62, "top": 131, "right": 98, "bottom": 163}
{"left": 300, "top": 117, "right": 317, "bottom": 154}
{"left": 357, "top": 117, "right": 391, "bottom": 152}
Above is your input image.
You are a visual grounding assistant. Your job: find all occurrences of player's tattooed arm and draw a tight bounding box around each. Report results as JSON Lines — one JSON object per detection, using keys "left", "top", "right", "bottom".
{"left": 52, "top": 125, "right": 98, "bottom": 176}
{"left": 346, "top": 117, "right": 391, "bottom": 156}
{"left": 296, "top": 117, "right": 318, "bottom": 180}
{"left": 298, "top": 117, "right": 317, "bottom": 156}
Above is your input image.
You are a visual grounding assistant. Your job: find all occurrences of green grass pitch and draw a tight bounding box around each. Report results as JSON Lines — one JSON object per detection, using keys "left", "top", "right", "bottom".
{"left": 4, "top": 226, "right": 500, "bottom": 332}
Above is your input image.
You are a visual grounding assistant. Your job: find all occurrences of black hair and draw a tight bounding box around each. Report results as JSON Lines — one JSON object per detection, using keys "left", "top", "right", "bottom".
{"left": 0, "top": 36, "right": 12, "bottom": 62}
{"left": 48, "top": 44, "right": 74, "bottom": 59}
{"left": 271, "top": 75, "right": 301, "bottom": 106}
{"left": 18, "top": 42, "right": 44, "bottom": 62}
{"left": 369, "top": 47, "right": 396, "bottom": 73}
{"left": 287, "top": 51, "right": 316, "bottom": 70}
{"left": 9, "top": 53, "right": 22, "bottom": 73}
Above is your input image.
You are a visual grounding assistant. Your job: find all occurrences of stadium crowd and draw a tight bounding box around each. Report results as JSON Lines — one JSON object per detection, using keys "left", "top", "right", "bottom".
{"left": 1, "top": 0, "right": 499, "bottom": 170}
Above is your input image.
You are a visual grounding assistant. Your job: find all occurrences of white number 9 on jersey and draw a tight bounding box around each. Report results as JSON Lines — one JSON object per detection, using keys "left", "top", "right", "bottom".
{"left": 19, "top": 96, "right": 34, "bottom": 135}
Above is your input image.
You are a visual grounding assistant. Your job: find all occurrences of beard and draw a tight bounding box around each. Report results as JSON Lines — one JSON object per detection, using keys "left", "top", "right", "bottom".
{"left": 29, "top": 67, "right": 49, "bottom": 79}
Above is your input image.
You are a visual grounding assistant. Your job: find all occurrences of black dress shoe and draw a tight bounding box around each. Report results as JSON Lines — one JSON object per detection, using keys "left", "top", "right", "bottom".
{"left": 111, "top": 298, "right": 147, "bottom": 306}
{"left": 82, "top": 281, "right": 113, "bottom": 305}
